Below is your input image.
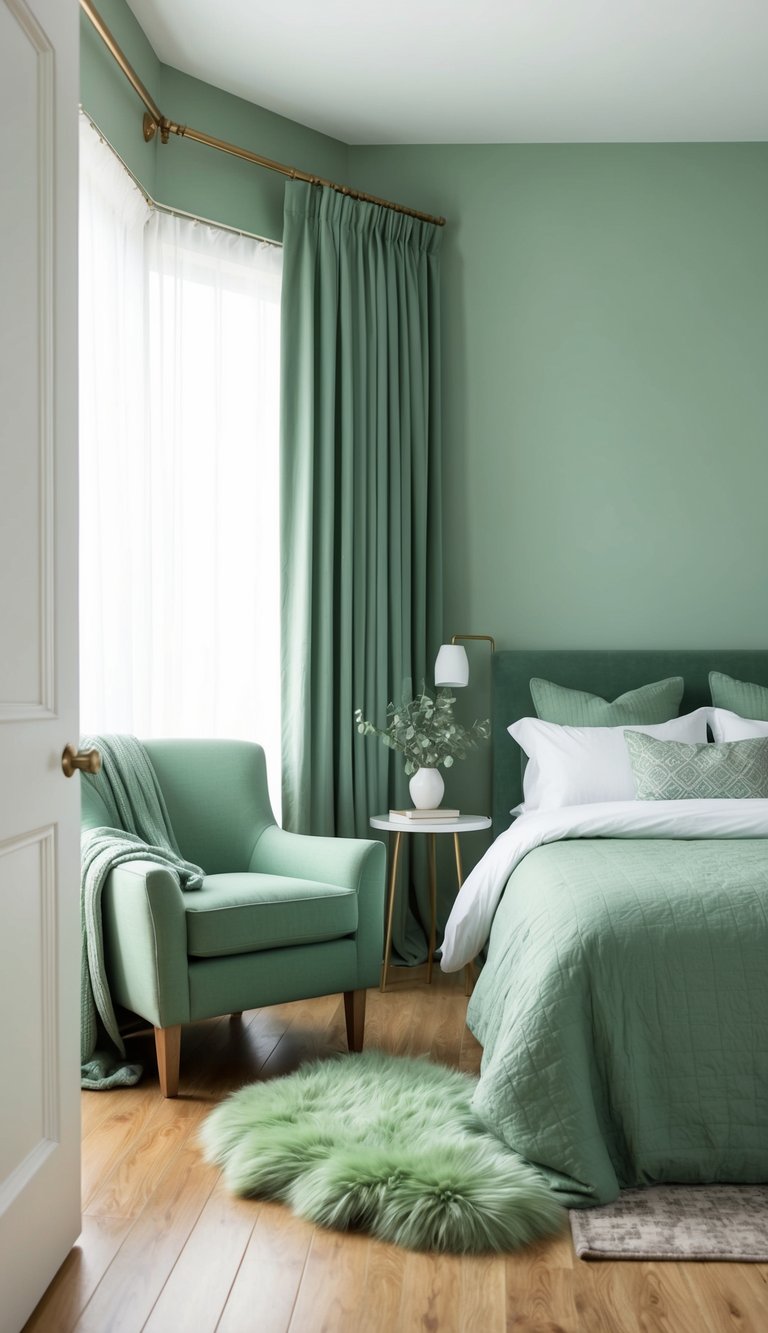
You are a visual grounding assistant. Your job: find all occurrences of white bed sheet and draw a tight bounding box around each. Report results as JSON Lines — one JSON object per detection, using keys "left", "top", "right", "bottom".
{"left": 440, "top": 798, "right": 768, "bottom": 972}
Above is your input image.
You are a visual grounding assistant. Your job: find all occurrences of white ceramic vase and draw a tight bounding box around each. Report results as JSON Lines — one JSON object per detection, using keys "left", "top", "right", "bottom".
{"left": 408, "top": 766, "right": 444, "bottom": 810}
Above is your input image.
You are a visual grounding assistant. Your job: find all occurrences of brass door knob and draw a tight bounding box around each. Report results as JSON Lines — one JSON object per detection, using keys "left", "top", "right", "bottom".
{"left": 61, "top": 744, "right": 102, "bottom": 778}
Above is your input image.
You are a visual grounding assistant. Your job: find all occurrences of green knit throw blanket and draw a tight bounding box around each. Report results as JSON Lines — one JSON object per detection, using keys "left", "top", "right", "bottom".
{"left": 80, "top": 735, "right": 204, "bottom": 1091}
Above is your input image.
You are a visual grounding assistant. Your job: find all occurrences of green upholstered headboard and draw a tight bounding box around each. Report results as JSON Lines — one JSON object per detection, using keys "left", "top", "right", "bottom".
{"left": 492, "top": 649, "right": 768, "bottom": 835}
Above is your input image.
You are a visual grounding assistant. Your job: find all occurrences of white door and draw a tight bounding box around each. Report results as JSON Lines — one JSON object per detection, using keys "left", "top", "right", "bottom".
{"left": 0, "top": 0, "right": 81, "bottom": 1329}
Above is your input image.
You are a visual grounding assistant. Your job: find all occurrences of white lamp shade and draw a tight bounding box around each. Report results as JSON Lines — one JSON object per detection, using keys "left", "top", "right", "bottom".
{"left": 434, "top": 644, "right": 469, "bottom": 688}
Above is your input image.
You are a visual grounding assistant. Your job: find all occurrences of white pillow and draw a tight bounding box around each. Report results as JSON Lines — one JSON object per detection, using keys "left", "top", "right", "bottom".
{"left": 509, "top": 709, "right": 710, "bottom": 813}
{"left": 709, "top": 707, "right": 768, "bottom": 742}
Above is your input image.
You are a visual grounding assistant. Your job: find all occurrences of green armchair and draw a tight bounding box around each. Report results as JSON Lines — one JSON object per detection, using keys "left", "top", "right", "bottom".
{"left": 80, "top": 740, "right": 386, "bottom": 1096}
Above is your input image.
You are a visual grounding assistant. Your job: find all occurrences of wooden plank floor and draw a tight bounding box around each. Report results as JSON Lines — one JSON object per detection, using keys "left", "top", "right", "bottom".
{"left": 25, "top": 970, "right": 768, "bottom": 1333}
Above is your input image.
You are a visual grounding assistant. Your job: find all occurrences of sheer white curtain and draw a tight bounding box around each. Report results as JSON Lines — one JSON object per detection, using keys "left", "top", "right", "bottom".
{"left": 79, "top": 116, "right": 283, "bottom": 812}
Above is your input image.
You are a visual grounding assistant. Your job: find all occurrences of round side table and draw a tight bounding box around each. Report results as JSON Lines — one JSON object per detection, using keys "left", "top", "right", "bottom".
{"left": 369, "top": 814, "right": 492, "bottom": 993}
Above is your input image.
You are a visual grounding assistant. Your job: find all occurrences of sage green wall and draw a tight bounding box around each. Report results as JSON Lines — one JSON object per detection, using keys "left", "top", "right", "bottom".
{"left": 85, "top": 9, "right": 768, "bottom": 672}
{"left": 80, "top": 0, "right": 348, "bottom": 241}
{"left": 349, "top": 144, "right": 768, "bottom": 825}
{"left": 349, "top": 143, "right": 768, "bottom": 650}
{"left": 82, "top": 10, "right": 768, "bottom": 854}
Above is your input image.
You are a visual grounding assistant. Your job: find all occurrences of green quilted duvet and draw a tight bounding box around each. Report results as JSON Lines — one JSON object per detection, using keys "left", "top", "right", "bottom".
{"left": 467, "top": 837, "right": 768, "bottom": 1205}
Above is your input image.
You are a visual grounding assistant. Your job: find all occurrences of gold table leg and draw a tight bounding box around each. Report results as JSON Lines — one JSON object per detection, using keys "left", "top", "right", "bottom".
{"left": 427, "top": 832, "right": 437, "bottom": 984}
{"left": 453, "top": 832, "right": 474, "bottom": 996}
{"left": 380, "top": 830, "right": 402, "bottom": 992}
{"left": 453, "top": 831, "right": 463, "bottom": 884}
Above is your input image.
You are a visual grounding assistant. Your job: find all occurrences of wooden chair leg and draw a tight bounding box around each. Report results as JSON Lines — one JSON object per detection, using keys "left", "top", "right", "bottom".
{"left": 154, "top": 1024, "right": 181, "bottom": 1098}
{"left": 344, "top": 989, "right": 366, "bottom": 1053}
{"left": 230, "top": 1011, "right": 243, "bottom": 1021}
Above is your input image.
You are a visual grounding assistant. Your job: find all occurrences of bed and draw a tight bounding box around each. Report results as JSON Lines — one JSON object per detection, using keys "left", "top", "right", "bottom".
{"left": 441, "top": 649, "right": 768, "bottom": 1206}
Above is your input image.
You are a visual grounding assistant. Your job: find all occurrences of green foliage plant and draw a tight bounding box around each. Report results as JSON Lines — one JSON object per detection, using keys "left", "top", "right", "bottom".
{"left": 355, "top": 688, "right": 490, "bottom": 776}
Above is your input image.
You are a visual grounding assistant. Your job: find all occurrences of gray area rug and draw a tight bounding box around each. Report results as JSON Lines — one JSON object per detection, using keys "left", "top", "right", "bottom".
{"left": 570, "top": 1185, "right": 768, "bottom": 1261}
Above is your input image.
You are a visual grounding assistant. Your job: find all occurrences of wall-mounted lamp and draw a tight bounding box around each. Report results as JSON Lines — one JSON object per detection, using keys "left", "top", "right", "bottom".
{"left": 434, "top": 633, "right": 495, "bottom": 687}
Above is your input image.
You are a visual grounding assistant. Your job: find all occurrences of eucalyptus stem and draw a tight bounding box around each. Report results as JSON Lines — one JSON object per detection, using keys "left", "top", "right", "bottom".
{"left": 355, "top": 687, "right": 490, "bottom": 777}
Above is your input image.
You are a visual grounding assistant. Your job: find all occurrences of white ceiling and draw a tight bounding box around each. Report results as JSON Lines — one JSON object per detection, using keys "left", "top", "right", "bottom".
{"left": 126, "top": 0, "right": 768, "bottom": 145}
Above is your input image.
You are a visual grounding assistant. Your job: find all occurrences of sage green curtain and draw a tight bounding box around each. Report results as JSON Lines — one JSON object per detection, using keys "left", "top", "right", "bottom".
{"left": 280, "top": 180, "right": 443, "bottom": 964}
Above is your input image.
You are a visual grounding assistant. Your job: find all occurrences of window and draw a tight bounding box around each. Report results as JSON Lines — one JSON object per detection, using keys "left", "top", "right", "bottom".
{"left": 79, "top": 115, "right": 283, "bottom": 812}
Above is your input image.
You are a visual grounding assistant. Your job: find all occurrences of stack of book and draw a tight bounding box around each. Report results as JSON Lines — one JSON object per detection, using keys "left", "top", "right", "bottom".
{"left": 389, "top": 808, "right": 460, "bottom": 822}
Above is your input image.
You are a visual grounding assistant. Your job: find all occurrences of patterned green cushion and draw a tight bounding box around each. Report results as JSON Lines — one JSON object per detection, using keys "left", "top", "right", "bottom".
{"left": 624, "top": 731, "right": 768, "bottom": 800}
{"left": 709, "top": 672, "right": 768, "bottom": 722}
{"left": 530, "top": 676, "right": 683, "bottom": 726}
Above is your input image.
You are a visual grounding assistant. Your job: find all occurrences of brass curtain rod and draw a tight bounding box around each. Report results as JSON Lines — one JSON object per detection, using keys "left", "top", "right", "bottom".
{"left": 79, "top": 0, "right": 446, "bottom": 228}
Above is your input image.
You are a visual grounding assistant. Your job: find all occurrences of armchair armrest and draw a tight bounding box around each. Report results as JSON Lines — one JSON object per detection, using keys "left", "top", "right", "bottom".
{"left": 101, "top": 860, "right": 191, "bottom": 1029}
{"left": 251, "top": 824, "right": 385, "bottom": 893}
{"left": 250, "top": 827, "right": 386, "bottom": 989}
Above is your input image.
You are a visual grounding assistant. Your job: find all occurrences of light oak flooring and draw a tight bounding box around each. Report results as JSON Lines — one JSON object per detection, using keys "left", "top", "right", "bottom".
{"left": 25, "top": 969, "right": 768, "bottom": 1333}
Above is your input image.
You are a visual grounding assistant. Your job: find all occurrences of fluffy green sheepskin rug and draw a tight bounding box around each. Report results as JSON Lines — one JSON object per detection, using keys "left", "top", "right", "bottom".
{"left": 200, "top": 1051, "right": 563, "bottom": 1253}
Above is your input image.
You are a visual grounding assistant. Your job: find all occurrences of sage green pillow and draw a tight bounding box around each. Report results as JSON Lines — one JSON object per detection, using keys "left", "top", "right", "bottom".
{"left": 624, "top": 730, "right": 768, "bottom": 800}
{"left": 709, "top": 671, "right": 768, "bottom": 722}
{"left": 530, "top": 676, "right": 683, "bottom": 726}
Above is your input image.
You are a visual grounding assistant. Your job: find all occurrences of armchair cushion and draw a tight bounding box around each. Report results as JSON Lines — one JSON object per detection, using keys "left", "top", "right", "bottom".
{"left": 185, "top": 873, "right": 358, "bottom": 959}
